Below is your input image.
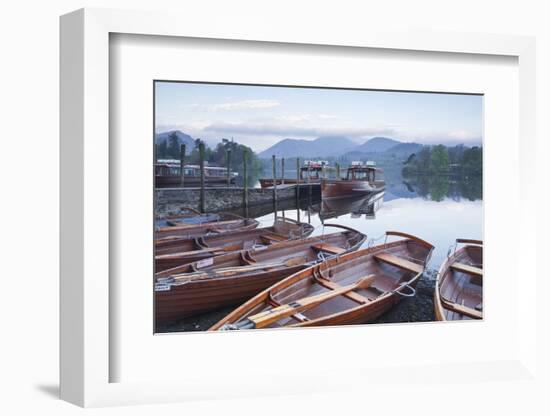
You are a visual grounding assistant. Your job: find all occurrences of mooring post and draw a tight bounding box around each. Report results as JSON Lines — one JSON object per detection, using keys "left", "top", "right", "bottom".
{"left": 226, "top": 149, "right": 232, "bottom": 186}
{"left": 336, "top": 162, "right": 340, "bottom": 179}
{"left": 272, "top": 155, "right": 278, "bottom": 215}
{"left": 199, "top": 141, "right": 205, "bottom": 213}
{"left": 179, "top": 144, "right": 186, "bottom": 187}
{"left": 295, "top": 157, "right": 300, "bottom": 222}
{"left": 307, "top": 163, "right": 312, "bottom": 207}
{"left": 281, "top": 158, "right": 285, "bottom": 185}
{"left": 243, "top": 149, "right": 249, "bottom": 217}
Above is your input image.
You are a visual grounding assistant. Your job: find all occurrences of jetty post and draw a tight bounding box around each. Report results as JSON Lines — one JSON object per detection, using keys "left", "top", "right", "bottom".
{"left": 295, "top": 157, "right": 300, "bottom": 222}
{"left": 226, "top": 149, "right": 232, "bottom": 186}
{"left": 199, "top": 141, "right": 205, "bottom": 213}
{"left": 307, "top": 163, "right": 312, "bottom": 210}
{"left": 336, "top": 162, "right": 340, "bottom": 179}
{"left": 281, "top": 158, "right": 285, "bottom": 185}
{"left": 243, "top": 149, "right": 249, "bottom": 217}
{"left": 272, "top": 155, "right": 278, "bottom": 215}
{"left": 179, "top": 144, "right": 186, "bottom": 187}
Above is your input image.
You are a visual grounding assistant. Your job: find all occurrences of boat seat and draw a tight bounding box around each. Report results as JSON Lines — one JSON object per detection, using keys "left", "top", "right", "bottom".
{"left": 450, "top": 262, "right": 483, "bottom": 277}
{"left": 315, "top": 278, "right": 369, "bottom": 304}
{"left": 312, "top": 243, "right": 346, "bottom": 255}
{"left": 260, "top": 234, "right": 286, "bottom": 244}
{"left": 374, "top": 252, "right": 424, "bottom": 274}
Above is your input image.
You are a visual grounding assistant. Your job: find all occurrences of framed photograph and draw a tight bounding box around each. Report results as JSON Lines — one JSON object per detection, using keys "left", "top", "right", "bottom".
{"left": 60, "top": 8, "right": 538, "bottom": 407}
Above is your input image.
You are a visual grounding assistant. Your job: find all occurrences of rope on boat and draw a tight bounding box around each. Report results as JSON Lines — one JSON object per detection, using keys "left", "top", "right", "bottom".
{"left": 393, "top": 283, "right": 416, "bottom": 298}
{"left": 367, "top": 234, "right": 385, "bottom": 248}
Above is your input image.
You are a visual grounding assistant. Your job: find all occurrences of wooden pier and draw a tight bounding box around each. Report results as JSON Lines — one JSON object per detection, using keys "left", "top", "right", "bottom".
{"left": 155, "top": 183, "right": 321, "bottom": 216}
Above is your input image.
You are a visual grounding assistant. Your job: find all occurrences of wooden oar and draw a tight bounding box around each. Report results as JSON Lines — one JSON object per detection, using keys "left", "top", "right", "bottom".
{"left": 233, "top": 275, "right": 375, "bottom": 329}
{"left": 440, "top": 297, "right": 482, "bottom": 319}
{"left": 171, "top": 255, "right": 308, "bottom": 281}
{"left": 155, "top": 243, "right": 243, "bottom": 260}
{"left": 213, "top": 256, "right": 307, "bottom": 274}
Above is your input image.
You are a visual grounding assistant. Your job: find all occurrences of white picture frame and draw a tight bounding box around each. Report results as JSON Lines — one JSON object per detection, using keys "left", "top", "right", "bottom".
{"left": 60, "top": 8, "right": 538, "bottom": 408}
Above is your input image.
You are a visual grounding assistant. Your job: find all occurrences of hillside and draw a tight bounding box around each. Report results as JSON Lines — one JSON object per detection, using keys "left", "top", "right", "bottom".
{"left": 155, "top": 130, "right": 196, "bottom": 148}
{"left": 259, "top": 135, "right": 425, "bottom": 160}
{"left": 258, "top": 136, "right": 357, "bottom": 158}
{"left": 353, "top": 137, "right": 401, "bottom": 153}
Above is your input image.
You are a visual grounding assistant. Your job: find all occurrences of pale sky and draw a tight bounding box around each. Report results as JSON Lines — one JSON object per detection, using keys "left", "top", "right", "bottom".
{"left": 155, "top": 81, "right": 483, "bottom": 152}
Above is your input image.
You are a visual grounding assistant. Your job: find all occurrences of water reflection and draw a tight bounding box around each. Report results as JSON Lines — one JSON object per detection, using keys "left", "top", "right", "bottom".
{"left": 402, "top": 175, "right": 482, "bottom": 202}
{"left": 229, "top": 174, "right": 482, "bottom": 270}
{"left": 310, "top": 192, "right": 385, "bottom": 221}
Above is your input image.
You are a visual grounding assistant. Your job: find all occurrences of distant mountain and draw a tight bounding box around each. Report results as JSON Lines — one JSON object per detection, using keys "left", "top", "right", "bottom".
{"left": 258, "top": 136, "right": 357, "bottom": 159}
{"left": 353, "top": 137, "right": 401, "bottom": 153}
{"left": 155, "top": 130, "right": 196, "bottom": 149}
{"left": 385, "top": 142, "right": 423, "bottom": 155}
{"left": 342, "top": 139, "right": 423, "bottom": 160}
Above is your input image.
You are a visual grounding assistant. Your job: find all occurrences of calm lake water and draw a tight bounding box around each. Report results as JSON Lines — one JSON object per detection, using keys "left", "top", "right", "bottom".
{"left": 237, "top": 174, "right": 482, "bottom": 275}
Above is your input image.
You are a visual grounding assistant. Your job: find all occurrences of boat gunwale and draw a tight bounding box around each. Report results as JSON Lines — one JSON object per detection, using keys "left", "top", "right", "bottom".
{"left": 209, "top": 232, "right": 433, "bottom": 331}
{"left": 434, "top": 239, "right": 483, "bottom": 321}
{"left": 155, "top": 224, "right": 367, "bottom": 282}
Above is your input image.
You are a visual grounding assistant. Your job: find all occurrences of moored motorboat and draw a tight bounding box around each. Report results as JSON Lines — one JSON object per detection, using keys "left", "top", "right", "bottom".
{"left": 209, "top": 231, "right": 433, "bottom": 330}
{"left": 259, "top": 160, "right": 329, "bottom": 188}
{"left": 154, "top": 224, "right": 367, "bottom": 324}
{"left": 321, "top": 162, "right": 385, "bottom": 199}
{"left": 155, "top": 161, "right": 236, "bottom": 188}
{"left": 155, "top": 217, "right": 314, "bottom": 272}
{"left": 434, "top": 239, "right": 483, "bottom": 321}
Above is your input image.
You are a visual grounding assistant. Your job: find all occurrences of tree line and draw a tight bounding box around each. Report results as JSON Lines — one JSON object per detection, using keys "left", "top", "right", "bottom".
{"left": 402, "top": 144, "right": 482, "bottom": 177}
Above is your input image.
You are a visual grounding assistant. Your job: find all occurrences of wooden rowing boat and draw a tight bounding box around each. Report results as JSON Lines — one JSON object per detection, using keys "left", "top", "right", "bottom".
{"left": 156, "top": 208, "right": 243, "bottom": 228}
{"left": 154, "top": 224, "right": 367, "bottom": 324}
{"left": 156, "top": 215, "right": 259, "bottom": 240}
{"left": 209, "top": 231, "right": 433, "bottom": 330}
{"left": 155, "top": 217, "right": 314, "bottom": 272}
{"left": 434, "top": 239, "right": 483, "bottom": 321}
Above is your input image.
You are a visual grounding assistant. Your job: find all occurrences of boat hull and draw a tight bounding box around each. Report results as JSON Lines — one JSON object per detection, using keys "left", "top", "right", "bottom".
{"left": 155, "top": 225, "right": 367, "bottom": 324}
{"left": 210, "top": 231, "right": 434, "bottom": 331}
{"left": 321, "top": 179, "right": 385, "bottom": 199}
{"left": 156, "top": 175, "right": 235, "bottom": 188}
{"left": 434, "top": 240, "right": 483, "bottom": 321}
{"left": 155, "top": 218, "right": 314, "bottom": 272}
{"left": 155, "top": 218, "right": 259, "bottom": 240}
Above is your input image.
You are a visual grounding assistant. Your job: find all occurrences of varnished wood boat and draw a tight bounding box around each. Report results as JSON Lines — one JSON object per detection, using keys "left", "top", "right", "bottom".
{"left": 155, "top": 217, "right": 314, "bottom": 272}
{"left": 156, "top": 208, "right": 240, "bottom": 228}
{"left": 154, "top": 224, "right": 367, "bottom": 324}
{"left": 259, "top": 162, "right": 327, "bottom": 188}
{"left": 156, "top": 215, "right": 259, "bottom": 240}
{"left": 321, "top": 163, "right": 385, "bottom": 199}
{"left": 434, "top": 239, "right": 483, "bottom": 321}
{"left": 155, "top": 162, "right": 235, "bottom": 188}
{"left": 209, "top": 231, "right": 433, "bottom": 330}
